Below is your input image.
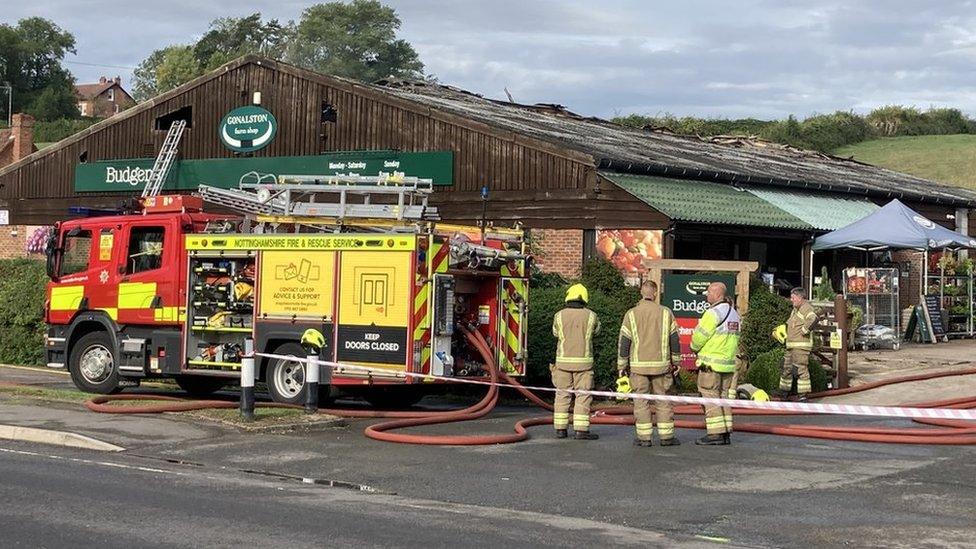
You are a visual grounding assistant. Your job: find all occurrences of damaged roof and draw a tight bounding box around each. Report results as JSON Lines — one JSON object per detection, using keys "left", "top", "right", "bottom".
{"left": 376, "top": 79, "right": 976, "bottom": 206}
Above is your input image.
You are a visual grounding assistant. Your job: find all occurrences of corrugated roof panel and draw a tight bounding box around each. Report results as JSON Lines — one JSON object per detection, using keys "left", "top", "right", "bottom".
{"left": 602, "top": 173, "right": 812, "bottom": 230}
{"left": 746, "top": 187, "right": 878, "bottom": 231}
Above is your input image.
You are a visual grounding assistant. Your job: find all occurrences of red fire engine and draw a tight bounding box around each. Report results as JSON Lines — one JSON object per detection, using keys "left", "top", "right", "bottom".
{"left": 43, "top": 174, "right": 529, "bottom": 406}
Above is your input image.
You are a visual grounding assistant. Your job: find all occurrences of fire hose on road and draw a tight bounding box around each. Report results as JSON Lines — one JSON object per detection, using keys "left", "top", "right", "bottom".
{"left": 84, "top": 326, "right": 976, "bottom": 445}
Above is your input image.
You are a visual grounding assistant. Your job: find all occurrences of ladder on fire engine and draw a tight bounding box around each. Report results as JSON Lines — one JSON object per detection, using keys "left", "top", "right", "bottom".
{"left": 197, "top": 171, "right": 439, "bottom": 225}
{"left": 141, "top": 120, "right": 186, "bottom": 199}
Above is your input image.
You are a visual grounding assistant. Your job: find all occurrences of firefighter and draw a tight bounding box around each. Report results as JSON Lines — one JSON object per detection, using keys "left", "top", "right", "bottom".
{"left": 551, "top": 283, "right": 601, "bottom": 440}
{"left": 777, "top": 287, "right": 818, "bottom": 399}
{"left": 617, "top": 280, "right": 682, "bottom": 447}
{"left": 690, "top": 282, "right": 741, "bottom": 446}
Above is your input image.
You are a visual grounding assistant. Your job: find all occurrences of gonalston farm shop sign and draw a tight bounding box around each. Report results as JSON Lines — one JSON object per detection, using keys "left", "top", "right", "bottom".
{"left": 219, "top": 105, "right": 278, "bottom": 153}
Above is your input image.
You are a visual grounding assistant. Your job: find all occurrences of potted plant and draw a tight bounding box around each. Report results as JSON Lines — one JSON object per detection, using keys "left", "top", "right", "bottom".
{"left": 955, "top": 258, "right": 974, "bottom": 276}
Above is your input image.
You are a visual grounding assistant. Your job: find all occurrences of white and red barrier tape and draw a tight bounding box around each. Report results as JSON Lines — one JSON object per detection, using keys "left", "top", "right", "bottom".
{"left": 254, "top": 352, "right": 976, "bottom": 422}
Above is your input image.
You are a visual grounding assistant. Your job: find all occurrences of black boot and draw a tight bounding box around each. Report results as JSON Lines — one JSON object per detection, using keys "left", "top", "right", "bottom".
{"left": 574, "top": 430, "right": 599, "bottom": 440}
{"left": 633, "top": 438, "right": 653, "bottom": 447}
{"left": 696, "top": 434, "right": 729, "bottom": 446}
{"left": 723, "top": 433, "right": 731, "bottom": 445}
{"left": 555, "top": 429, "right": 568, "bottom": 439}
{"left": 659, "top": 438, "right": 681, "bottom": 447}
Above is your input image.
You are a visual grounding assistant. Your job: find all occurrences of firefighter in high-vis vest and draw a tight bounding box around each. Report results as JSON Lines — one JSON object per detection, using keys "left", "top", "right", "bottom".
{"left": 777, "top": 287, "right": 818, "bottom": 399}
{"left": 617, "top": 280, "right": 682, "bottom": 447}
{"left": 690, "top": 282, "right": 741, "bottom": 446}
{"left": 551, "top": 283, "right": 601, "bottom": 440}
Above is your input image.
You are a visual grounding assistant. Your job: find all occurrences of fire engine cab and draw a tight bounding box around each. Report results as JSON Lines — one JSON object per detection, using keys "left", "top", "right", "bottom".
{"left": 43, "top": 173, "right": 529, "bottom": 406}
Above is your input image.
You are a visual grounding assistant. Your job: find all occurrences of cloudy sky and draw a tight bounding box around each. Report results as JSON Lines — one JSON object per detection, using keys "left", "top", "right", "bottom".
{"left": 8, "top": 0, "right": 976, "bottom": 119}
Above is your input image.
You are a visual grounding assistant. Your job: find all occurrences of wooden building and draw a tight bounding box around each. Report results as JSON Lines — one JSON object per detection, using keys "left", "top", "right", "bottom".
{"left": 2, "top": 55, "right": 974, "bottom": 292}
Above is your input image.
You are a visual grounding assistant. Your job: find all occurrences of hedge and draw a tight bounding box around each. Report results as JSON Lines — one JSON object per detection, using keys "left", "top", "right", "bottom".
{"left": 745, "top": 348, "right": 829, "bottom": 394}
{"left": 740, "top": 280, "right": 792, "bottom": 363}
{"left": 526, "top": 259, "right": 640, "bottom": 388}
{"left": 0, "top": 259, "right": 48, "bottom": 365}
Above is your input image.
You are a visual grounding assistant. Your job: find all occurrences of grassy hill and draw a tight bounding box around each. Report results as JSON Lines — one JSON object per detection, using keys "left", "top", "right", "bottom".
{"left": 834, "top": 134, "right": 976, "bottom": 190}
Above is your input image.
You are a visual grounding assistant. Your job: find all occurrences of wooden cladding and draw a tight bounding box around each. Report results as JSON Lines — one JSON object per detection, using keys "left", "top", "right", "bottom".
{"left": 1, "top": 61, "right": 593, "bottom": 202}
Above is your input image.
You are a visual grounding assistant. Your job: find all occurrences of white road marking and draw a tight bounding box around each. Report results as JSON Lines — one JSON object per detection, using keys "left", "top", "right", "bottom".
{"left": 0, "top": 446, "right": 179, "bottom": 475}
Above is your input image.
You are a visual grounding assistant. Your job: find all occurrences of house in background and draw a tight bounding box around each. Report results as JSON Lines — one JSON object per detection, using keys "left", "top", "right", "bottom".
{"left": 75, "top": 76, "right": 136, "bottom": 118}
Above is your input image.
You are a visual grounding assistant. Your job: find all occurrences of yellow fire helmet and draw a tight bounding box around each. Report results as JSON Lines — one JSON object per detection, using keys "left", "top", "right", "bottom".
{"left": 772, "top": 324, "right": 788, "bottom": 344}
{"left": 752, "top": 388, "right": 770, "bottom": 402}
{"left": 301, "top": 328, "right": 326, "bottom": 351}
{"left": 615, "top": 375, "right": 631, "bottom": 400}
{"left": 565, "top": 283, "right": 589, "bottom": 303}
{"left": 234, "top": 281, "right": 254, "bottom": 301}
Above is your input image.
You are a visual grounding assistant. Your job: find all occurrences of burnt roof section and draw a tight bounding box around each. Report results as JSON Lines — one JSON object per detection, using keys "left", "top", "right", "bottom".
{"left": 375, "top": 78, "right": 976, "bottom": 206}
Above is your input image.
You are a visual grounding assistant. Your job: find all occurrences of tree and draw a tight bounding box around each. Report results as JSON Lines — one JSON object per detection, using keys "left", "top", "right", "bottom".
{"left": 132, "top": 14, "right": 292, "bottom": 101}
{"left": 155, "top": 46, "right": 206, "bottom": 94}
{"left": 132, "top": 45, "right": 208, "bottom": 101}
{"left": 194, "top": 13, "right": 292, "bottom": 70}
{"left": 132, "top": 45, "right": 207, "bottom": 101}
{"left": 131, "top": 3, "right": 426, "bottom": 100}
{"left": 28, "top": 78, "right": 78, "bottom": 121}
{"left": 288, "top": 0, "right": 424, "bottom": 81}
{"left": 0, "top": 17, "right": 79, "bottom": 120}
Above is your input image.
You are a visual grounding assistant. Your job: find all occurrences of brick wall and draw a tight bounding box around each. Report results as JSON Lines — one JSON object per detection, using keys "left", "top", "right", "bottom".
{"left": 532, "top": 228, "right": 583, "bottom": 279}
{"left": 891, "top": 250, "right": 925, "bottom": 311}
{"left": 0, "top": 225, "right": 43, "bottom": 259}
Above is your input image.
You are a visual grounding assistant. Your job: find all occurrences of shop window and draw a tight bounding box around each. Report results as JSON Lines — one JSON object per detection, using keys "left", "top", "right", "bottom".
{"left": 127, "top": 227, "right": 165, "bottom": 274}
{"left": 321, "top": 102, "right": 337, "bottom": 123}
{"left": 60, "top": 230, "right": 92, "bottom": 276}
{"left": 154, "top": 106, "right": 193, "bottom": 130}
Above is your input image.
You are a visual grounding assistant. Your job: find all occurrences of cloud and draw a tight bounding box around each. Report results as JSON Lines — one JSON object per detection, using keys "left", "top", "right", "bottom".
{"left": 4, "top": 0, "right": 976, "bottom": 120}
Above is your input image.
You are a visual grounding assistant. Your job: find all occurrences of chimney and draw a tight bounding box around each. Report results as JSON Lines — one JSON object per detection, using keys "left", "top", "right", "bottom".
{"left": 114, "top": 76, "right": 121, "bottom": 84}
{"left": 11, "top": 113, "right": 35, "bottom": 162}
{"left": 99, "top": 76, "right": 107, "bottom": 84}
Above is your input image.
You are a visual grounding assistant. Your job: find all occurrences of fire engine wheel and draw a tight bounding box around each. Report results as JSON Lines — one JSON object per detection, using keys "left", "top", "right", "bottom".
{"left": 69, "top": 331, "right": 121, "bottom": 394}
{"left": 266, "top": 342, "right": 310, "bottom": 405}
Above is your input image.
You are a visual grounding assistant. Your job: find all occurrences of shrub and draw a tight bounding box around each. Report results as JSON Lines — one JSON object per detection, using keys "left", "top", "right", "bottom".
{"left": 741, "top": 280, "right": 791, "bottom": 363}
{"left": 529, "top": 269, "right": 567, "bottom": 290}
{"left": 526, "top": 258, "right": 640, "bottom": 389}
{"left": 812, "top": 266, "right": 836, "bottom": 301}
{"left": 761, "top": 111, "right": 874, "bottom": 152}
{"left": 526, "top": 286, "right": 564, "bottom": 383}
{"left": 579, "top": 257, "right": 627, "bottom": 295}
{"left": 745, "top": 348, "right": 829, "bottom": 393}
{"left": 0, "top": 259, "right": 48, "bottom": 365}
{"left": 675, "top": 368, "right": 699, "bottom": 394}
{"left": 745, "top": 348, "right": 784, "bottom": 393}
{"left": 33, "top": 118, "right": 99, "bottom": 143}
{"left": 808, "top": 358, "right": 830, "bottom": 392}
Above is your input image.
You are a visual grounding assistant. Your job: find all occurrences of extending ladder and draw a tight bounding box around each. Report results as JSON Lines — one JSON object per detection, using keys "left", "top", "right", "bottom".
{"left": 198, "top": 172, "right": 439, "bottom": 223}
{"left": 141, "top": 120, "right": 186, "bottom": 199}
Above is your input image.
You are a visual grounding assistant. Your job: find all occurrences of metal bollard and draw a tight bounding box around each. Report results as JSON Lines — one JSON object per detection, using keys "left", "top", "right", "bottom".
{"left": 304, "top": 352, "right": 319, "bottom": 414}
{"left": 240, "top": 338, "right": 256, "bottom": 421}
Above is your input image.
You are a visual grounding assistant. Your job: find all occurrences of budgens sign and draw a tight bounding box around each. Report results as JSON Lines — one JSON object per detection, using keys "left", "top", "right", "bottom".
{"left": 662, "top": 273, "right": 737, "bottom": 370}
{"left": 219, "top": 105, "right": 277, "bottom": 153}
